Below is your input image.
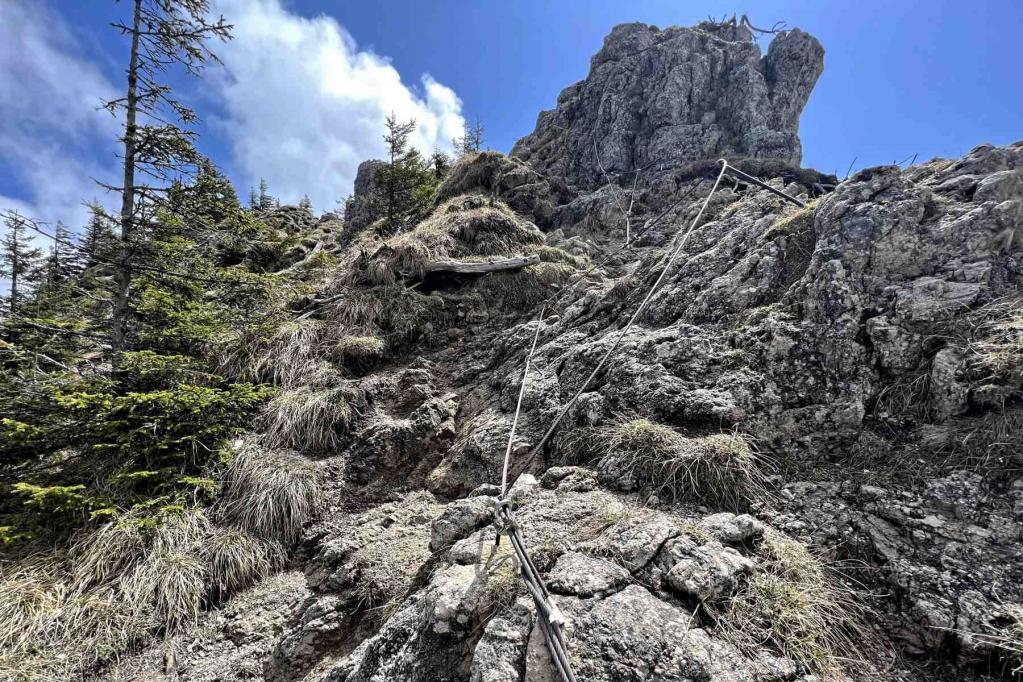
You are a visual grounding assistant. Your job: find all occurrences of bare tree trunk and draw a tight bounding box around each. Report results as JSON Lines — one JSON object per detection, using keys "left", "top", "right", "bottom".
{"left": 9, "top": 254, "right": 17, "bottom": 316}
{"left": 111, "top": 0, "right": 142, "bottom": 354}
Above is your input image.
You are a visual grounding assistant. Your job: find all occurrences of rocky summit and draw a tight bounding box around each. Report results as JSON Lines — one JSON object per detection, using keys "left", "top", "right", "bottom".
{"left": 511, "top": 20, "right": 825, "bottom": 189}
{"left": 6, "top": 15, "right": 1022, "bottom": 682}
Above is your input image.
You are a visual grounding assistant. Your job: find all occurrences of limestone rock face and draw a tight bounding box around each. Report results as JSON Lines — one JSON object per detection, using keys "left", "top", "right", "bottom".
{"left": 511, "top": 21, "right": 824, "bottom": 189}
{"left": 343, "top": 159, "right": 386, "bottom": 235}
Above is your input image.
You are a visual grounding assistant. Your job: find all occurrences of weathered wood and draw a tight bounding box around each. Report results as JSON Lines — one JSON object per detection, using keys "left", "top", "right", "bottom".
{"left": 424, "top": 254, "right": 540, "bottom": 274}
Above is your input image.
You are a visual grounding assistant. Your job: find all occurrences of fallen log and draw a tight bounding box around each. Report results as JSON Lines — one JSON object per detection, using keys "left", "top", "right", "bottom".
{"left": 423, "top": 254, "right": 540, "bottom": 274}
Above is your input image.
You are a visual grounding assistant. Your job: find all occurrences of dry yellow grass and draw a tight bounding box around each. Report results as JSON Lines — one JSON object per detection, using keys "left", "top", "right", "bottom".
{"left": 219, "top": 443, "right": 322, "bottom": 544}
{"left": 353, "top": 195, "right": 544, "bottom": 285}
{"left": 258, "top": 382, "right": 365, "bottom": 452}
{"left": 721, "top": 531, "right": 863, "bottom": 679}
{"left": 0, "top": 505, "right": 283, "bottom": 679}
{"left": 966, "top": 296, "right": 1023, "bottom": 381}
{"left": 333, "top": 334, "right": 387, "bottom": 365}
{"left": 592, "top": 420, "right": 768, "bottom": 510}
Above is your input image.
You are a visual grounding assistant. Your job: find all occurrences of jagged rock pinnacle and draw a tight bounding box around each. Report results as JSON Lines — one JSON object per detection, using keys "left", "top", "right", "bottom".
{"left": 512, "top": 20, "right": 824, "bottom": 189}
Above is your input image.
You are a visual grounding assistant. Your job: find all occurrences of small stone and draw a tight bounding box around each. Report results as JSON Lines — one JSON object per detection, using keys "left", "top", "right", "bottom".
{"left": 698, "top": 512, "right": 765, "bottom": 543}
{"left": 547, "top": 552, "right": 631, "bottom": 597}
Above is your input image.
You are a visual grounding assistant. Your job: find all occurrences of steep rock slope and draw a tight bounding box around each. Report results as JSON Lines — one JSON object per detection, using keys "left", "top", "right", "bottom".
{"left": 101, "top": 21, "right": 1023, "bottom": 682}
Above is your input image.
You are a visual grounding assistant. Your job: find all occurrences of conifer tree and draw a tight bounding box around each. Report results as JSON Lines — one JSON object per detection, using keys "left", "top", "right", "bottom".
{"left": 431, "top": 149, "right": 451, "bottom": 179}
{"left": 258, "top": 177, "right": 274, "bottom": 211}
{"left": 299, "top": 194, "right": 313, "bottom": 211}
{"left": 105, "top": 0, "right": 232, "bottom": 353}
{"left": 79, "top": 203, "right": 117, "bottom": 271}
{"left": 40, "top": 222, "right": 76, "bottom": 286}
{"left": 453, "top": 116, "right": 484, "bottom": 157}
{"left": 1, "top": 212, "right": 44, "bottom": 316}
{"left": 376, "top": 113, "right": 436, "bottom": 233}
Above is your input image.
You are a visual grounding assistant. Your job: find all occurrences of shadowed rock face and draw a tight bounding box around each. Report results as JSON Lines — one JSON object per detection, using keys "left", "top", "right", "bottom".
{"left": 343, "top": 159, "right": 386, "bottom": 235}
{"left": 511, "top": 21, "right": 824, "bottom": 189}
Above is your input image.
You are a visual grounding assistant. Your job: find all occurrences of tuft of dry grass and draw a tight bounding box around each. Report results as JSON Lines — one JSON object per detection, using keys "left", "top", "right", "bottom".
{"left": 201, "top": 526, "right": 284, "bottom": 599}
{"left": 0, "top": 557, "right": 151, "bottom": 679}
{"left": 476, "top": 261, "right": 576, "bottom": 309}
{"left": 592, "top": 420, "right": 768, "bottom": 510}
{"left": 325, "top": 283, "right": 446, "bottom": 347}
{"left": 121, "top": 548, "right": 207, "bottom": 632}
{"left": 0, "top": 503, "right": 298, "bottom": 678}
{"left": 537, "top": 245, "right": 588, "bottom": 268}
{"left": 966, "top": 296, "right": 1023, "bottom": 382}
{"left": 219, "top": 444, "right": 322, "bottom": 544}
{"left": 71, "top": 512, "right": 150, "bottom": 591}
{"left": 0, "top": 559, "right": 69, "bottom": 657}
{"left": 150, "top": 507, "right": 213, "bottom": 554}
{"left": 973, "top": 612, "right": 1023, "bottom": 676}
{"left": 258, "top": 382, "right": 365, "bottom": 452}
{"left": 762, "top": 199, "right": 819, "bottom": 241}
{"left": 946, "top": 408, "right": 1023, "bottom": 475}
{"left": 332, "top": 334, "right": 386, "bottom": 365}
{"left": 721, "top": 531, "right": 863, "bottom": 679}
{"left": 214, "top": 316, "right": 325, "bottom": 387}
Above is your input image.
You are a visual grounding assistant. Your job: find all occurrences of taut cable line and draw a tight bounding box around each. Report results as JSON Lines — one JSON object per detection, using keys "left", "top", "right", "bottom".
{"left": 503, "top": 159, "right": 731, "bottom": 489}
{"left": 491, "top": 158, "right": 760, "bottom": 682}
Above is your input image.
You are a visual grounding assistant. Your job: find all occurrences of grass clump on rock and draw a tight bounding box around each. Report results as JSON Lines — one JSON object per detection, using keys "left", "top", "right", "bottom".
{"left": 0, "top": 503, "right": 287, "bottom": 679}
{"left": 218, "top": 443, "right": 322, "bottom": 544}
{"left": 333, "top": 334, "right": 387, "bottom": 366}
{"left": 722, "top": 531, "right": 862, "bottom": 679}
{"left": 762, "top": 199, "right": 819, "bottom": 241}
{"left": 966, "top": 295, "right": 1023, "bottom": 382}
{"left": 0, "top": 559, "right": 151, "bottom": 680}
{"left": 593, "top": 419, "right": 767, "bottom": 510}
{"left": 202, "top": 526, "right": 285, "bottom": 598}
{"left": 352, "top": 195, "right": 544, "bottom": 286}
{"left": 258, "top": 382, "right": 365, "bottom": 452}
{"left": 218, "top": 317, "right": 326, "bottom": 387}
{"left": 326, "top": 283, "right": 446, "bottom": 349}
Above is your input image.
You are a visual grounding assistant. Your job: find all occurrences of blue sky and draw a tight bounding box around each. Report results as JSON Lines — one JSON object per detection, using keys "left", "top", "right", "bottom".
{"left": 1, "top": 0, "right": 1020, "bottom": 232}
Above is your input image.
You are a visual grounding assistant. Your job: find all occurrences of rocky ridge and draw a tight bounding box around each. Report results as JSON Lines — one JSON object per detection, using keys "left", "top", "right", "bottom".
{"left": 101, "top": 19, "right": 1023, "bottom": 682}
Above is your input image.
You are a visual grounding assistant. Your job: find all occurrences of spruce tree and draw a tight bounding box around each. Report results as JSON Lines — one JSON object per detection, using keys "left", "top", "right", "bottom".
{"left": 258, "top": 177, "right": 274, "bottom": 211}
{"left": 105, "top": 0, "right": 232, "bottom": 353}
{"left": 452, "top": 116, "right": 484, "bottom": 157}
{"left": 1, "top": 212, "right": 44, "bottom": 316}
{"left": 431, "top": 149, "right": 451, "bottom": 179}
{"left": 40, "top": 222, "right": 76, "bottom": 287}
{"left": 376, "top": 113, "right": 436, "bottom": 233}
{"left": 79, "top": 203, "right": 117, "bottom": 271}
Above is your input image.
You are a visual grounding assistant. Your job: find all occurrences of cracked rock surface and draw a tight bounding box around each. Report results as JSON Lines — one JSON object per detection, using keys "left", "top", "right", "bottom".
{"left": 512, "top": 21, "right": 823, "bottom": 189}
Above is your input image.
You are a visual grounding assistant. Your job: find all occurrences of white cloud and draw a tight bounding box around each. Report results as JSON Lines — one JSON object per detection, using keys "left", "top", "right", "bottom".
{"left": 0, "top": 0, "right": 119, "bottom": 231}
{"left": 212, "top": 0, "right": 466, "bottom": 211}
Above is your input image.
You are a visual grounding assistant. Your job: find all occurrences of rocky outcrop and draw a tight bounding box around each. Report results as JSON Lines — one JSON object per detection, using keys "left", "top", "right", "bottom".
{"left": 343, "top": 159, "right": 386, "bottom": 236}
{"left": 274, "top": 481, "right": 828, "bottom": 681}
{"left": 435, "top": 151, "right": 573, "bottom": 229}
{"left": 96, "top": 17, "right": 1023, "bottom": 682}
{"left": 512, "top": 20, "right": 824, "bottom": 189}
